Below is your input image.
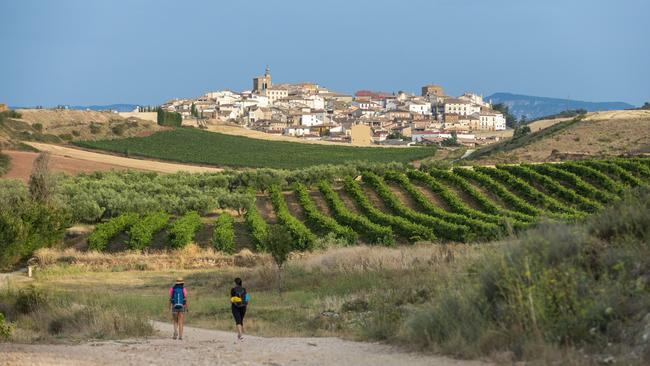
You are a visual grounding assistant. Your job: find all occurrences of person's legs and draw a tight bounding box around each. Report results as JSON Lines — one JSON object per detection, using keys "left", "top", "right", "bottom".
{"left": 232, "top": 306, "right": 243, "bottom": 340}
{"left": 240, "top": 307, "right": 246, "bottom": 336}
{"left": 178, "top": 312, "right": 185, "bottom": 340}
{"left": 172, "top": 312, "right": 178, "bottom": 339}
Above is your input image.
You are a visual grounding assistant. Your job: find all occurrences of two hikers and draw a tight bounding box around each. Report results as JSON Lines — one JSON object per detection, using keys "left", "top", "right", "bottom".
{"left": 167, "top": 277, "right": 249, "bottom": 341}
{"left": 169, "top": 277, "right": 188, "bottom": 340}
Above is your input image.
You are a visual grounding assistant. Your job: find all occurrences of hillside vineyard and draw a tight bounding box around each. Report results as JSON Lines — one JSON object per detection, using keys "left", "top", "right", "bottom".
{"left": 82, "top": 158, "right": 650, "bottom": 251}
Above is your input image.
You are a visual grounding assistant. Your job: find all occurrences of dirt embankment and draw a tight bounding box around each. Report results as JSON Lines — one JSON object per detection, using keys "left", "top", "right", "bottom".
{"left": 0, "top": 321, "right": 490, "bottom": 366}
{"left": 475, "top": 110, "right": 650, "bottom": 163}
{"left": 2, "top": 142, "right": 223, "bottom": 181}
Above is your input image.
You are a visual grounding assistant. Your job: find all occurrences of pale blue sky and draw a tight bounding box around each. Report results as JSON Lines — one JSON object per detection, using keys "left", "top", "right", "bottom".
{"left": 1, "top": 0, "right": 648, "bottom": 106}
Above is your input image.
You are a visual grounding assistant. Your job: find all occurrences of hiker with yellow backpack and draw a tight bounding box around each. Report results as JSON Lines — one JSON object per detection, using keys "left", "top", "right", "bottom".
{"left": 230, "top": 277, "right": 250, "bottom": 341}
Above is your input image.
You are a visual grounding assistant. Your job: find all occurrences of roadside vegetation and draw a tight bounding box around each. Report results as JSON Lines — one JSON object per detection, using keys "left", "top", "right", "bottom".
{"left": 1, "top": 189, "right": 648, "bottom": 363}
{"left": 73, "top": 127, "right": 437, "bottom": 169}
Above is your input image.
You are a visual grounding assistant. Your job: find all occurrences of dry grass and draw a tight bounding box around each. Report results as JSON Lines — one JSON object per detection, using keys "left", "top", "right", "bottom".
{"left": 294, "top": 243, "right": 478, "bottom": 273}
{"left": 33, "top": 245, "right": 271, "bottom": 272}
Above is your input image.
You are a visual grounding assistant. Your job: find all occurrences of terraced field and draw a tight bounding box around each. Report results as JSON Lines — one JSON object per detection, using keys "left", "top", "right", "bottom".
{"left": 80, "top": 158, "right": 650, "bottom": 250}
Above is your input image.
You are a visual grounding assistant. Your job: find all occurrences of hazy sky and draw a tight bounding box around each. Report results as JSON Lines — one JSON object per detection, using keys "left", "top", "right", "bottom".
{"left": 1, "top": 0, "right": 648, "bottom": 106}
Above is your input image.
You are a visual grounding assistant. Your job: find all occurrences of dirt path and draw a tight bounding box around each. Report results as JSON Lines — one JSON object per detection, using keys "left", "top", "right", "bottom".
{"left": 1, "top": 321, "right": 488, "bottom": 366}
{"left": 21, "top": 142, "right": 224, "bottom": 174}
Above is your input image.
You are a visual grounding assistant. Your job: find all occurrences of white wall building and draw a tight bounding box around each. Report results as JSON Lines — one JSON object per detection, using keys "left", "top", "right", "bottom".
{"left": 444, "top": 98, "right": 481, "bottom": 116}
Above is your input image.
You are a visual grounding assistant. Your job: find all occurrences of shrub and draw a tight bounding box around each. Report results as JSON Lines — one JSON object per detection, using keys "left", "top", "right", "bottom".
{"left": 88, "top": 212, "right": 139, "bottom": 251}
{"left": 111, "top": 124, "right": 125, "bottom": 136}
{"left": 0, "top": 196, "right": 70, "bottom": 270}
{"left": 0, "top": 312, "right": 15, "bottom": 340}
{"left": 212, "top": 213, "right": 236, "bottom": 253}
{"left": 168, "top": 211, "right": 202, "bottom": 249}
{"left": 128, "top": 211, "right": 170, "bottom": 250}
{"left": 318, "top": 181, "right": 394, "bottom": 245}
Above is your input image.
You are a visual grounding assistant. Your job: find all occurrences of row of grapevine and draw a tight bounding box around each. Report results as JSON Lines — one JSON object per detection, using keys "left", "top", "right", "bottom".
{"left": 88, "top": 212, "right": 139, "bottom": 251}
{"left": 529, "top": 164, "right": 616, "bottom": 203}
{"left": 343, "top": 177, "right": 436, "bottom": 243}
{"left": 294, "top": 183, "right": 358, "bottom": 245}
{"left": 375, "top": 171, "right": 506, "bottom": 240}
{"left": 581, "top": 161, "right": 644, "bottom": 187}
{"left": 400, "top": 170, "right": 499, "bottom": 223}
{"left": 362, "top": 172, "right": 472, "bottom": 241}
{"left": 427, "top": 168, "right": 534, "bottom": 223}
{"left": 555, "top": 162, "right": 624, "bottom": 195}
{"left": 212, "top": 213, "right": 236, "bottom": 253}
{"left": 498, "top": 165, "right": 602, "bottom": 212}
{"left": 318, "top": 181, "right": 394, "bottom": 245}
{"left": 451, "top": 167, "right": 542, "bottom": 217}
{"left": 611, "top": 160, "right": 650, "bottom": 180}
{"left": 475, "top": 166, "right": 582, "bottom": 218}
{"left": 128, "top": 211, "right": 170, "bottom": 250}
{"left": 244, "top": 200, "right": 268, "bottom": 251}
{"left": 269, "top": 185, "right": 316, "bottom": 250}
{"left": 168, "top": 211, "right": 202, "bottom": 249}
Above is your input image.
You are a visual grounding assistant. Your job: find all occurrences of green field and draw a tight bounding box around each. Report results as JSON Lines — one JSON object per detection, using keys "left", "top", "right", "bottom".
{"left": 73, "top": 128, "right": 436, "bottom": 169}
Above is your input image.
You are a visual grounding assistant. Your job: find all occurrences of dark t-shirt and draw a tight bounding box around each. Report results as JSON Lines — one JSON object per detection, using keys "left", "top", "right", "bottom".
{"left": 231, "top": 286, "right": 247, "bottom": 307}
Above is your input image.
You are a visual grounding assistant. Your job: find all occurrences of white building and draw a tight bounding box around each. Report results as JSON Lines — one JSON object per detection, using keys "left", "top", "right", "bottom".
{"left": 264, "top": 87, "right": 289, "bottom": 104}
{"left": 458, "top": 92, "right": 490, "bottom": 107}
{"left": 478, "top": 111, "right": 506, "bottom": 130}
{"left": 444, "top": 98, "right": 481, "bottom": 116}
{"left": 407, "top": 101, "right": 432, "bottom": 115}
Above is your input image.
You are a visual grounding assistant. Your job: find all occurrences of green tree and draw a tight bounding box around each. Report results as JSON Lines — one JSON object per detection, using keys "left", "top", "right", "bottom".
{"left": 264, "top": 225, "right": 292, "bottom": 296}
{"left": 28, "top": 152, "right": 54, "bottom": 204}
{"left": 513, "top": 125, "right": 531, "bottom": 139}
{"left": 191, "top": 103, "right": 197, "bottom": 118}
{"left": 492, "top": 103, "right": 517, "bottom": 129}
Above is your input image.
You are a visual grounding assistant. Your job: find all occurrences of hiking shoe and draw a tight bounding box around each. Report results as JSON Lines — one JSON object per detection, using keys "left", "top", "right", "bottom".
{"left": 178, "top": 336, "right": 183, "bottom": 341}
{"left": 173, "top": 332, "right": 178, "bottom": 340}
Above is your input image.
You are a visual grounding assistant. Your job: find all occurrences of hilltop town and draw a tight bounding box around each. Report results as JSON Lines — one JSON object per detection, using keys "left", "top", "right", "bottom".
{"left": 158, "top": 67, "right": 507, "bottom": 147}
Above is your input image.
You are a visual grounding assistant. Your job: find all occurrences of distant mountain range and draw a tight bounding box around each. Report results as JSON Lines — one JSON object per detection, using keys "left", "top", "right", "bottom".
{"left": 11, "top": 104, "right": 140, "bottom": 112}
{"left": 486, "top": 93, "right": 635, "bottom": 120}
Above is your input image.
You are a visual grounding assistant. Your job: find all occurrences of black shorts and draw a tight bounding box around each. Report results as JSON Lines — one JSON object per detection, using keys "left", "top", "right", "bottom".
{"left": 232, "top": 305, "right": 246, "bottom": 325}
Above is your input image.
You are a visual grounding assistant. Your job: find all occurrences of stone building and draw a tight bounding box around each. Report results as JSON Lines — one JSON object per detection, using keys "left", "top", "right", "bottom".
{"left": 253, "top": 66, "right": 272, "bottom": 94}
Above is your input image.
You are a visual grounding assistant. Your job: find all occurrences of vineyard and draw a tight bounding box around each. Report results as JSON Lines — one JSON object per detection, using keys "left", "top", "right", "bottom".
{"left": 76, "top": 157, "right": 650, "bottom": 252}
{"left": 73, "top": 128, "right": 437, "bottom": 169}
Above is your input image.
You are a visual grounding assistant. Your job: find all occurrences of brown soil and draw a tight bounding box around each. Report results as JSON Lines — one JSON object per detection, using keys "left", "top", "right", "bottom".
{"left": 0, "top": 321, "right": 489, "bottom": 366}
{"left": 385, "top": 181, "right": 423, "bottom": 212}
{"left": 477, "top": 110, "right": 650, "bottom": 163}
{"left": 21, "top": 142, "right": 223, "bottom": 174}
{"left": 3, "top": 150, "right": 129, "bottom": 182}
{"left": 309, "top": 190, "right": 332, "bottom": 216}
{"left": 334, "top": 188, "right": 362, "bottom": 215}
{"left": 255, "top": 195, "right": 277, "bottom": 224}
{"left": 359, "top": 183, "right": 390, "bottom": 212}
{"left": 410, "top": 181, "right": 453, "bottom": 211}
{"left": 283, "top": 191, "right": 306, "bottom": 221}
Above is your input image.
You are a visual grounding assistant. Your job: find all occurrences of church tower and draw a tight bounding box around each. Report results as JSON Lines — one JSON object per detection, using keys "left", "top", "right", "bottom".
{"left": 253, "top": 66, "right": 272, "bottom": 94}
